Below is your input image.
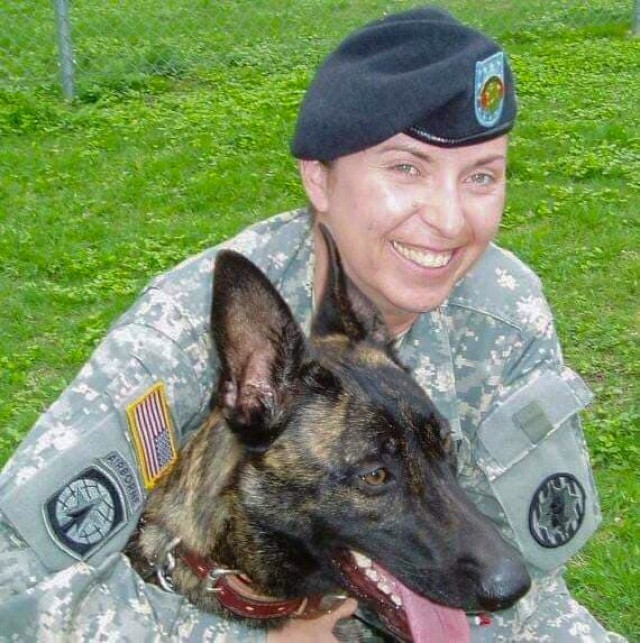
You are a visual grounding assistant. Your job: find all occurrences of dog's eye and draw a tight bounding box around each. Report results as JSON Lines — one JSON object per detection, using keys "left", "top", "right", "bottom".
{"left": 361, "top": 467, "right": 390, "bottom": 486}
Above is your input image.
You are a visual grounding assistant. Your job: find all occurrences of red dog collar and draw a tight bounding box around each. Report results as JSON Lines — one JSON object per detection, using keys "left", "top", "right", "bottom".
{"left": 177, "top": 544, "right": 325, "bottom": 620}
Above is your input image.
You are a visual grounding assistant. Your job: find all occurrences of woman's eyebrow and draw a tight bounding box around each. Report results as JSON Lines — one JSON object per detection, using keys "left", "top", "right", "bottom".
{"left": 374, "top": 146, "right": 506, "bottom": 168}
{"left": 469, "top": 154, "right": 507, "bottom": 167}
{"left": 374, "top": 144, "right": 436, "bottom": 163}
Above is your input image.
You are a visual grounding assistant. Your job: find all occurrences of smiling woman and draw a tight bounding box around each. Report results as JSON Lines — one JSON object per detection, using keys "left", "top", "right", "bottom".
{"left": 301, "top": 134, "right": 508, "bottom": 335}
{"left": 0, "top": 5, "right": 629, "bottom": 643}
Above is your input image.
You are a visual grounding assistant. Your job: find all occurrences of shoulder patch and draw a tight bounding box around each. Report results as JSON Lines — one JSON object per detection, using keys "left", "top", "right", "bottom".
{"left": 100, "top": 450, "right": 144, "bottom": 511}
{"left": 44, "top": 466, "right": 126, "bottom": 559}
{"left": 529, "top": 473, "right": 586, "bottom": 548}
{"left": 126, "top": 382, "right": 178, "bottom": 489}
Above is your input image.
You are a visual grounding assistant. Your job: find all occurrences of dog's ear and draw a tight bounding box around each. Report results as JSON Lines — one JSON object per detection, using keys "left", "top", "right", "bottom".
{"left": 211, "top": 250, "right": 306, "bottom": 451}
{"left": 312, "top": 224, "right": 390, "bottom": 345}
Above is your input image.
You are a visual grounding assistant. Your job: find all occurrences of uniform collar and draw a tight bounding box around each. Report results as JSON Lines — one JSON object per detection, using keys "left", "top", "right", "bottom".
{"left": 395, "top": 309, "right": 462, "bottom": 441}
{"left": 276, "top": 217, "right": 462, "bottom": 440}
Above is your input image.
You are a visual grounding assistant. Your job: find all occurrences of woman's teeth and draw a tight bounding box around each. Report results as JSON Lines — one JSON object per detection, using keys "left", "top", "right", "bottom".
{"left": 392, "top": 240, "right": 452, "bottom": 268}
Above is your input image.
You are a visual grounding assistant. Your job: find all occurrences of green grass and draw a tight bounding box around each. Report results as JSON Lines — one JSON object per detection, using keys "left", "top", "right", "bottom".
{"left": 1, "top": 0, "right": 639, "bottom": 638}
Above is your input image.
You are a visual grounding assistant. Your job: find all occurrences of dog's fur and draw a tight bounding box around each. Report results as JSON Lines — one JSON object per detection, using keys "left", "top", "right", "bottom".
{"left": 126, "top": 228, "right": 530, "bottom": 640}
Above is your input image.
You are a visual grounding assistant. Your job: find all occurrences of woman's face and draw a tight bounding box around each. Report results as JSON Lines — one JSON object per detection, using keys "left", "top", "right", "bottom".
{"left": 302, "top": 133, "right": 509, "bottom": 335}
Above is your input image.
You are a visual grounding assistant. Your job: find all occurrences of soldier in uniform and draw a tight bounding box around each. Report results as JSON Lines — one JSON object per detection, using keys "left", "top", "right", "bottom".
{"left": 0, "top": 6, "right": 628, "bottom": 642}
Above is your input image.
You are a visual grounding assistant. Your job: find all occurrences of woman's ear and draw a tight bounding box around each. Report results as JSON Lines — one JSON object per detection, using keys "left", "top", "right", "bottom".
{"left": 298, "top": 159, "right": 330, "bottom": 213}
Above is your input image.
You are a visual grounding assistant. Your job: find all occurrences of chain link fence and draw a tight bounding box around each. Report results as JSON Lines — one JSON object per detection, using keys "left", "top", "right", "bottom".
{"left": 1, "top": 0, "right": 637, "bottom": 100}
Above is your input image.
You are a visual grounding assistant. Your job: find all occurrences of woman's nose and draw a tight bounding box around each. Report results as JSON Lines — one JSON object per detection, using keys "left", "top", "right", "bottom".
{"left": 416, "top": 188, "right": 467, "bottom": 239}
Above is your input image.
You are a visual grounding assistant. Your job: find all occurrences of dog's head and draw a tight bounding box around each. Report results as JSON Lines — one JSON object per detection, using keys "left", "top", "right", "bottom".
{"left": 211, "top": 225, "right": 530, "bottom": 637}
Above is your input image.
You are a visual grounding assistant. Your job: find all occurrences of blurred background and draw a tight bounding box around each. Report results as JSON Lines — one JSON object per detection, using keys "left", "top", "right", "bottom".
{"left": 3, "top": 1, "right": 638, "bottom": 97}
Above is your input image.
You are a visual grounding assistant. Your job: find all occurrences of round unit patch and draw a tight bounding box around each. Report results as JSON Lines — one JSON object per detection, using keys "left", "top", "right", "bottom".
{"left": 480, "top": 76, "right": 504, "bottom": 115}
{"left": 45, "top": 467, "right": 125, "bottom": 558}
{"left": 529, "top": 473, "right": 586, "bottom": 548}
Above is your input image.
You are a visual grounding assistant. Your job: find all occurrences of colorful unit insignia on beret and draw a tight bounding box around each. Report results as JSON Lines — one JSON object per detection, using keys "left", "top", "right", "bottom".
{"left": 529, "top": 473, "right": 586, "bottom": 548}
{"left": 126, "top": 382, "right": 178, "bottom": 489}
{"left": 475, "top": 52, "right": 506, "bottom": 128}
{"left": 45, "top": 467, "right": 125, "bottom": 558}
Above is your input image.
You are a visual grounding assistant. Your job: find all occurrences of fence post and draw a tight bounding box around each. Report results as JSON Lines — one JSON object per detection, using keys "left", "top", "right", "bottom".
{"left": 634, "top": 0, "right": 640, "bottom": 35}
{"left": 53, "top": 0, "right": 76, "bottom": 99}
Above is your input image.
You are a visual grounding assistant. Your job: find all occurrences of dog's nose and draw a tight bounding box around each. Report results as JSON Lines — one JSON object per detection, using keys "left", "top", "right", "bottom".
{"left": 476, "top": 557, "right": 531, "bottom": 611}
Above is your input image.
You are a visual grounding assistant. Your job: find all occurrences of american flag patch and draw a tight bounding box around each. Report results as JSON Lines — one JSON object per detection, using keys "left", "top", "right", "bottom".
{"left": 126, "top": 382, "right": 178, "bottom": 489}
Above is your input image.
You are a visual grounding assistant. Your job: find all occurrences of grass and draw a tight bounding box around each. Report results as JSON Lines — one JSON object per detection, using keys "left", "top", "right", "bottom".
{"left": 1, "top": 0, "right": 639, "bottom": 638}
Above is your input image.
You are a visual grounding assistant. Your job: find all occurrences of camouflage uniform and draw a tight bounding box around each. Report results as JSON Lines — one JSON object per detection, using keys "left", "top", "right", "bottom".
{"left": 0, "top": 209, "right": 627, "bottom": 642}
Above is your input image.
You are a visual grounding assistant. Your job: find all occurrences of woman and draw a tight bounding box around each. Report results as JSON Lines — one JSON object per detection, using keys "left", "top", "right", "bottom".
{"left": 0, "top": 6, "right": 625, "bottom": 642}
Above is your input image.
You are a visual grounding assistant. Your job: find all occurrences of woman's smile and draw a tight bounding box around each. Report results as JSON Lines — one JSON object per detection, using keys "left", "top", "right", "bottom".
{"left": 390, "top": 240, "right": 454, "bottom": 270}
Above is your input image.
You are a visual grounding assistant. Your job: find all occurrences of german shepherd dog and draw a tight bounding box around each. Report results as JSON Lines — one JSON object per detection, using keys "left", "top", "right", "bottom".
{"left": 126, "top": 227, "right": 530, "bottom": 641}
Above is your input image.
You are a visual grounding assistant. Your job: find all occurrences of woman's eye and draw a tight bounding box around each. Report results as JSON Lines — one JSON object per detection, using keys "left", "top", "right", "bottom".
{"left": 361, "top": 467, "right": 391, "bottom": 486}
{"left": 393, "top": 163, "right": 419, "bottom": 176}
{"left": 468, "top": 172, "right": 495, "bottom": 186}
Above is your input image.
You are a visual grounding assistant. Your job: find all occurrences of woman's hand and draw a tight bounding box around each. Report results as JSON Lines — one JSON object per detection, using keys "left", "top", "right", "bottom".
{"left": 267, "top": 598, "right": 358, "bottom": 642}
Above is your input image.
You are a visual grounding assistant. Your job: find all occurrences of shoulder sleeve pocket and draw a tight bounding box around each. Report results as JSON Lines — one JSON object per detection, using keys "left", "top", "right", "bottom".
{"left": 475, "top": 368, "right": 601, "bottom": 571}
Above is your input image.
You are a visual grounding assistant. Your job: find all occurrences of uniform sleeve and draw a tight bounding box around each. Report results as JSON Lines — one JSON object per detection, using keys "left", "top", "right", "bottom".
{"left": 0, "top": 286, "right": 266, "bottom": 642}
{"left": 514, "top": 572, "right": 628, "bottom": 642}
{"left": 466, "top": 569, "right": 628, "bottom": 642}
{"left": 0, "top": 518, "right": 265, "bottom": 642}
{"left": 466, "top": 319, "right": 626, "bottom": 641}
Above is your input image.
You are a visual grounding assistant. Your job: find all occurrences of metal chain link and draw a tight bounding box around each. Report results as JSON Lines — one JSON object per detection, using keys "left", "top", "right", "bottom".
{"left": 0, "top": 1, "right": 635, "bottom": 98}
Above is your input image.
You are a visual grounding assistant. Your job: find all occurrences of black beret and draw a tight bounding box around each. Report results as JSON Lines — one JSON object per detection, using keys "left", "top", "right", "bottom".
{"left": 291, "top": 6, "right": 517, "bottom": 160}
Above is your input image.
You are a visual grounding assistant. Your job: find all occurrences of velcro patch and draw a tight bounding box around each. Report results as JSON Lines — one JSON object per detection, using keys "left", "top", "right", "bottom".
{"left": 126, "top": 382, "right": 178, "bottom": 489}
{"left": 513, "top": 401, "right": 553, "bottom": 444}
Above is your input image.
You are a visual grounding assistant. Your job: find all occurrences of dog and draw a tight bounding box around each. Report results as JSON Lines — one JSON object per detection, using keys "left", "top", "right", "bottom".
{"left": 125, "top": 226, "right": 531, "bottom": 641}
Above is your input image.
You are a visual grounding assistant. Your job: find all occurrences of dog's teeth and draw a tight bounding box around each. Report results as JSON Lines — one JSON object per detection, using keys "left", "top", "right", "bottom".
{"left": 365, "top": 568, "right": 379, "bottom": 582}
{"left": 391, "top": 594, "right": 403, "bottom": 607}
{"left": 352, "top": 551, "right": 372, "bottom": 569}
{"left": 377, "top": 581, "right": 392, "bottom": 595}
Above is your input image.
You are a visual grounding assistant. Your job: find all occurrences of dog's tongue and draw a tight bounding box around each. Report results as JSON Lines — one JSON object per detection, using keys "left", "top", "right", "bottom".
{"left": 397, "top": 583, "right": 470, "bottom": 642}
{"left": 386, "top": 571, "right": 470, "bottom": 643}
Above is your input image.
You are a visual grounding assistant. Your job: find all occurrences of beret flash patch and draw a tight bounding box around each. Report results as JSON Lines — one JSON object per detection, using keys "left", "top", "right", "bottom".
{"left": 475, "top": 52, "right": 506, "bottom": 128}
{"left": 529, "top": 473, "right": 586, "bottom": 548}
